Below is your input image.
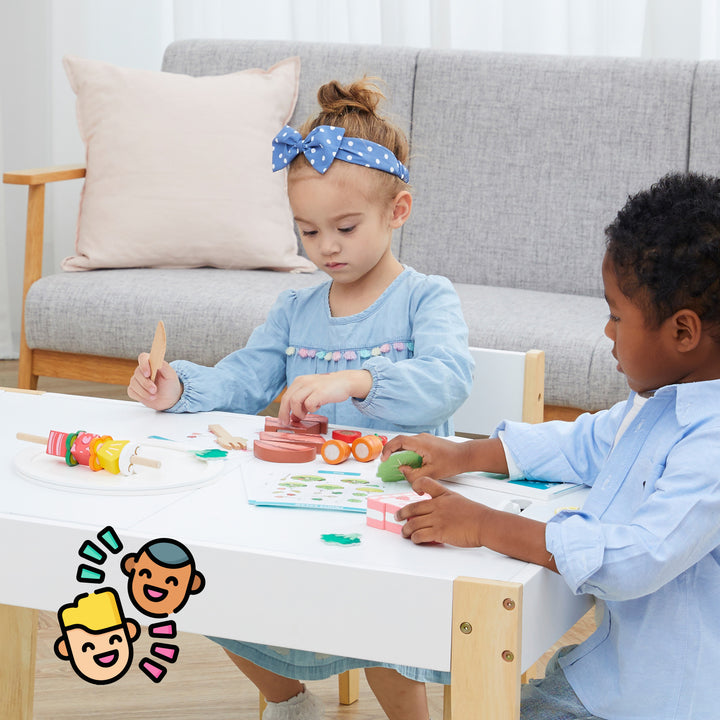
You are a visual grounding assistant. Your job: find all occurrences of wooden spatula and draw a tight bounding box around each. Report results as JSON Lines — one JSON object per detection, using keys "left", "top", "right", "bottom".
{"left": 208, "top": 424, "right": 248, "bottom": 451}
{"left": 148, "top": 320, "right": 166, "bottom": 382}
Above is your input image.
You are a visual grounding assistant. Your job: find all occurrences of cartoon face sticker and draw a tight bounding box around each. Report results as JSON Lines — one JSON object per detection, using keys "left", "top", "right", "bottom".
{"left": 54, "top": 588, "right": 140, "bottom": 684}
{"left": 121, "top": 538, "right": 205, "bottom": 617}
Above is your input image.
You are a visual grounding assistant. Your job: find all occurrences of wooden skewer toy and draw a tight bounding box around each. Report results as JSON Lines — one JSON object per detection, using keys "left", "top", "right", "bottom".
{"left": 16, "top": 431, "right": 161, "bottom": 475}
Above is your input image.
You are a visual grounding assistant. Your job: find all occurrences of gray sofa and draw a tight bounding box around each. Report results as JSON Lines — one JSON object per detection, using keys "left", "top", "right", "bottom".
{"left": 15, "top": 39, "right": 720, "bottom": 414}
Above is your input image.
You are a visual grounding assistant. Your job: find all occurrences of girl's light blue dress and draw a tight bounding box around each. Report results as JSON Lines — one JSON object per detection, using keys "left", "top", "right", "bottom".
{"left": 169, "top": 267, "right": 473, "bottom": 683}
{"left": 169, "top": 267, "right": 473, "bottom": 437}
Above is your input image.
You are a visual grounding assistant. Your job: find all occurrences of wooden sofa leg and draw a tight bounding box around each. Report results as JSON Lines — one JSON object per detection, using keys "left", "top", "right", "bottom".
{"left": 17, "top": 346, "right": 37, "bottom": 390}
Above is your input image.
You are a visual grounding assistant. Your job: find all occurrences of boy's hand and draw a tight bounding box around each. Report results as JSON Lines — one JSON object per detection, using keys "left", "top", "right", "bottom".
{"left": 396, "top": 476, "right": 488, "bottom": 546}
{"left": 279, "top": 370, "right": 372, "bottom": 424}
{"left": 382, "top": 434, "right": 510, "bottom": 482}
{"left": 399, "top": 478, "right": 558, "bottom": 572}
{"left": 127, "top": 352, "right": 183, "bottom": 410}
{"left": 381, "top": 433, "right": 470, "bottom": 482}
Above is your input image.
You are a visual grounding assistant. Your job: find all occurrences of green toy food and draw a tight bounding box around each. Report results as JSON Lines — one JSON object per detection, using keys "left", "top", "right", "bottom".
{"left": 376, "top": 450, "right": 423, "bottom": 482}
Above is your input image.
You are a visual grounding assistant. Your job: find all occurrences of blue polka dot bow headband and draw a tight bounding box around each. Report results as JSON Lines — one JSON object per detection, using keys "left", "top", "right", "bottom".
{"left": 272, "top": 124, "right": 409, "bottom": 183}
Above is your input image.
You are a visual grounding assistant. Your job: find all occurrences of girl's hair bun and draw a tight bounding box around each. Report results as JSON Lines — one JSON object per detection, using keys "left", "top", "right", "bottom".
{"left": 294, "top": 75, "right": 410, "bottom": 198}
{"left": 315, "top": 77, "right": 384, "bottom": 118}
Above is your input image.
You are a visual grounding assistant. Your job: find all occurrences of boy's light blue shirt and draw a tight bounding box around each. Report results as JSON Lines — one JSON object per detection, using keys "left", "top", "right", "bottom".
{"left": 497, "top": 380, "right": 720, "bottom": 720}
{"left": 169, "top": 267, "right": 473, "bottom": 436}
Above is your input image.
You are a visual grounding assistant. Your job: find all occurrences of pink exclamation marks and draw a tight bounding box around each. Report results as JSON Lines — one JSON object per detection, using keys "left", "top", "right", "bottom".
{"left": 151, "top": 642, "right": 179, "bottom": 663}
{"left": 140, "top": 620, "right": 180, "bottom": 681}
{"left": 139, "top": 658, "right": 167, "bottom": 683}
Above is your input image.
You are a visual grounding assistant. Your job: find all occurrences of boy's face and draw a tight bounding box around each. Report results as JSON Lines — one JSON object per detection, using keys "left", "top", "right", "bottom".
{"left": 602, "top": 253, "right": 684, "bottom": 394}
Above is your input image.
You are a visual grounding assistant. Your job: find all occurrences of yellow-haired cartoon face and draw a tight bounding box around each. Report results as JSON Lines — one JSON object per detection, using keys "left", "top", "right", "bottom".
{"left": 54, "top": 588, "right": 140, "bottom": 684}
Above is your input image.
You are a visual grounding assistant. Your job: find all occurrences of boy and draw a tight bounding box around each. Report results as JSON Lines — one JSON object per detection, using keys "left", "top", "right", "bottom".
{"left": 384, "top": 172, "right": 720, "bottom": 719}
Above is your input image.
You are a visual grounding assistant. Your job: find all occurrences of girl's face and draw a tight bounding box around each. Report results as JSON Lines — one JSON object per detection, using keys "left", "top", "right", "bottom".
{"left": 287, "top": 162, "right": 408, "bottom": 288}
{"left": 602, "top": 253, "right": 684, "bottom": 394}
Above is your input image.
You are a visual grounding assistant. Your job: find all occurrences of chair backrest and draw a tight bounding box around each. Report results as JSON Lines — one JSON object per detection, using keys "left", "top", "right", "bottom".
{"left": 453, "top": 347, "right": 545, "bottom": 436}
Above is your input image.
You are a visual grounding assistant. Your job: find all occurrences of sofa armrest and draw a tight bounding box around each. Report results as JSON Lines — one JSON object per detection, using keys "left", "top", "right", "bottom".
{"left": 3, "top": 163, "right": 86, "bottom": 388}
{"left": 3, "top": 164, "right": 86, "bottom": 185}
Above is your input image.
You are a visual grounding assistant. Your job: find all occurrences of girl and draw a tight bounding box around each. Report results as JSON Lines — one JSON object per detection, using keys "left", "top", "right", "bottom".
{"left": 128, "top": 78, "right": 473, "bottom": 719}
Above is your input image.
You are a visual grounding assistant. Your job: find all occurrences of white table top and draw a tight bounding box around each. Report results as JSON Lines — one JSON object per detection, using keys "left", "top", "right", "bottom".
{"left": 0, "top": 389, "right": 591, "bottom": 673}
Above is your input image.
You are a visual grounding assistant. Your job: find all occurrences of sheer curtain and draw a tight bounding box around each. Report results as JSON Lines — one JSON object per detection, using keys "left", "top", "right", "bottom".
{"left": 0, "top": 107, "right": 12, "bottom": 358}
{"left": 2, "top": 0, "right": 720, "bottom": 358}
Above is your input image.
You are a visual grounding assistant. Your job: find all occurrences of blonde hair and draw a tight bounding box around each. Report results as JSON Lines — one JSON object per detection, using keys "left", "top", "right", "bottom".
{"left": 290, "top": 77, "right": 410, "bottom": 201}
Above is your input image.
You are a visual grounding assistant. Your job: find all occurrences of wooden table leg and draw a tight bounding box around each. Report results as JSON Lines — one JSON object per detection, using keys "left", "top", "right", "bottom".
{"left": 446, "top": 577, "right": 522, "bottom": 720}
{"left": 338, "top": 669, "right": 359, "bottom": 704}
{"left": 0, "top": 604, "right": 37, "bottom": 720}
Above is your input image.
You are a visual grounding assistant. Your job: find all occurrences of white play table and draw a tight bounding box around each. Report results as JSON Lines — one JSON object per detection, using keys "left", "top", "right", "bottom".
{"left": 0, "top": 389, "right": 591, "bottom": 719}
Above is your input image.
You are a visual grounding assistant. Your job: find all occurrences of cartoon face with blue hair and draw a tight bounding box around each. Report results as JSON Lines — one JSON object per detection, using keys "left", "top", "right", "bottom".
{"left": 121, "top": 538, "right": 205, "bottom": 617}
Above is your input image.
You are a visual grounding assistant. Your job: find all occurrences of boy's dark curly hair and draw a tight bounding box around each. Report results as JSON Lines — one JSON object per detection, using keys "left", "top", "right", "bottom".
{"left": 605, "top": 172, "right": 720, "bottom": 340}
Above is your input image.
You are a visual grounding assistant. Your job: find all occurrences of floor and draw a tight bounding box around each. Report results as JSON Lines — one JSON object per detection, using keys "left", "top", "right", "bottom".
{"left": 1, "top": 359, "right": 595, "bottom": 719}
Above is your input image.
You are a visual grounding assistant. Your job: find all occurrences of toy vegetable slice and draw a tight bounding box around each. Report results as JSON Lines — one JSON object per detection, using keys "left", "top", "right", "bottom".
{"left": 376, "top": 450, "right": 423, "bottom": 482}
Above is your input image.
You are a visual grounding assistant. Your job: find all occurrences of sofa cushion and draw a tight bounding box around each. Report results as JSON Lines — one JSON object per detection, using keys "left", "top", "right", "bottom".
{"left": 24, "top": 269, "right": 326, "bottom": 367}
{"left": 688, "top": 60, "right": 720, "bottom": 176}
{"left": 25, "top": 268, "right": 627, "bottom": 410}
{"left": 162, "top": 39, "right": 420, "bottom": 257}
{"left": 403, "top": 51, "right": 696, "bottom": 298}
{"left": 61, "top": 54, "right": 314, "bottom": 273}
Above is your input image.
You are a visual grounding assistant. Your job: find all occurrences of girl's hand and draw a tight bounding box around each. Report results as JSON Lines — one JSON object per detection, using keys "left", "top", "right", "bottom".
{"left": 381, "top": 433, "right": 472, "bottom": 482}
{"left": 395, "top": 476, "right": 488, "bottom": 546}
{"left": 278, "top": 370, "right": 372, "bottom": 424}
{"left": 127, "top": 352, "right": 183, "bottom": 410}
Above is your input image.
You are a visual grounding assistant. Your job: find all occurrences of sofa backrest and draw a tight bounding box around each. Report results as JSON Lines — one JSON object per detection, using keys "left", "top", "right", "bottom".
{"left": 163, "top": 40, "right": 698, "bottom": 298}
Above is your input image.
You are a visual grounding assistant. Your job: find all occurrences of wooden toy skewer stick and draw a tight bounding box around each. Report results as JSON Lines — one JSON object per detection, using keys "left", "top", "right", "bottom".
{"left": 148, "top": 320, "right": 167, "bottom": 382}
{"left": 15, "top": 432, "right": 161, "bottom": 469}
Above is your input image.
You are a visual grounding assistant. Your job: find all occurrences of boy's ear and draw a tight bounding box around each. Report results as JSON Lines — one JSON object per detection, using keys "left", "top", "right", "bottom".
{"left": 670, "top": 309, "right": 703, "bottom": 351}
{"left": 390, "top": 190, "right": 412, "bottom": 229}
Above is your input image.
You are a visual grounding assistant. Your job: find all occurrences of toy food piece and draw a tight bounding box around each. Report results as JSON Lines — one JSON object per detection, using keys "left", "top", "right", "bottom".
{"left": 302, "top": 413, "right": 329, "bottom": 433}
{"left": 366, "top": 491, "right": 432, "bottom": 533}
{"left": 265, "top": 417, "right": 322, "bottom": 435}
{"left": 320, "top": 439, "right": 352, "bottom": 465}
{"left": 376, "top": 450, "right": 423, "bottom": 482}
{"left": 253, "top": 439, "right": 316, "bottom": 463}
{"left": 16, "top": 430, "right": 160, "bottom": 475}
{"left": 257, "top": 432, "right": 326, "bottom": 450}
{"left": 331, "top": 429, "right": 362, "bottom": 443}
{"left": 351, "top": 435, "right": 384, "bottom": 463}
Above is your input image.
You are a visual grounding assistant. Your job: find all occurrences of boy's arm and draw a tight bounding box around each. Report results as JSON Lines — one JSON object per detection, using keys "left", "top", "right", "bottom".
{"left": 395, "top": 476, "right": 558, "bottom": 572}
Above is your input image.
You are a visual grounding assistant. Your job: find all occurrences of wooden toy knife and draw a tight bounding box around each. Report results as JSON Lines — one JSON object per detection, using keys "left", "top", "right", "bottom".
{"left": 148, "top": 320, "right": 166, "bottom": 382}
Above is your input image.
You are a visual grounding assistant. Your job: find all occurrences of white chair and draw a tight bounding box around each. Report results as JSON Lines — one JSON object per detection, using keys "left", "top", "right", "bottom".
{"left": 454, "top": 347, "right": 545, "bottom": 436}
